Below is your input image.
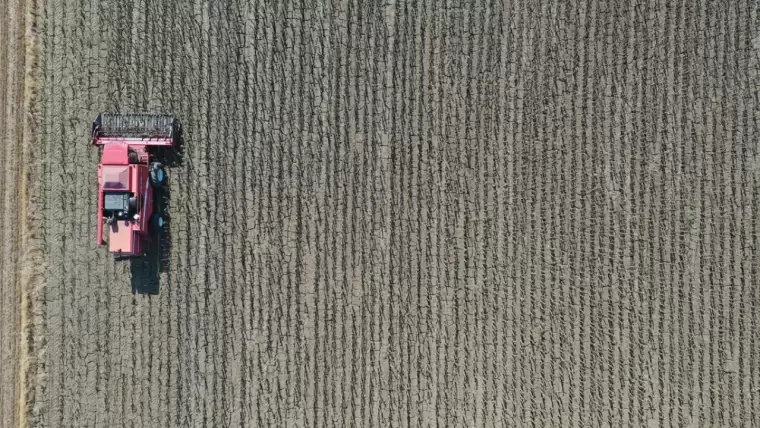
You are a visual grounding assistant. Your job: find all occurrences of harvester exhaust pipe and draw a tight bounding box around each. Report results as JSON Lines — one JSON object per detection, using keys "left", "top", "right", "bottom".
{"left": 91, "top": 113, "right": 180, "bottom": 142}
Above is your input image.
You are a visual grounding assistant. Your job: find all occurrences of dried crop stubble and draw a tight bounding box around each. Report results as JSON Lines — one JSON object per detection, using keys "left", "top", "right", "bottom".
{"left": 0, "top": 0, "right": 33, "bottom": 426}
{"left": 24, "top": 0, "right": 760, "bottom": 427}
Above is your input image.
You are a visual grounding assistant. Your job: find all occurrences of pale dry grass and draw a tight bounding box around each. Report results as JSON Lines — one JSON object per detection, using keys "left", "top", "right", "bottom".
{"left": 17, "top": 0, "right": 42, "bottom": 427}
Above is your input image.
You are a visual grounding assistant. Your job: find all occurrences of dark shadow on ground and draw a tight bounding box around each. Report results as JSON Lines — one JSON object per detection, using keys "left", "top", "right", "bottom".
{"left": 129, "top": 186, "right": 172, "bottom": 295}
{"left": 129, "top": 128, "right": 184, "bottom": 295}
{"left": 156, "top": 125, "right": 185, "bottom": 168}
{"left": 129, "top": 242, "right": 162, "bottom": 295}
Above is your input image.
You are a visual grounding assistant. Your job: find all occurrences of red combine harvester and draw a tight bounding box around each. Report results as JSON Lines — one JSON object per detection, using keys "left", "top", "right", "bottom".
{"left": 90, "top": 113, "right": 180, "bottom": 259}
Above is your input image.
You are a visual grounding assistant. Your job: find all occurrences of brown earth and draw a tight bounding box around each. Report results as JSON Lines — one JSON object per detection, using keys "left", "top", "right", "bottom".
{"left": 16, "top": 0, "right": 760, "bottom": 427}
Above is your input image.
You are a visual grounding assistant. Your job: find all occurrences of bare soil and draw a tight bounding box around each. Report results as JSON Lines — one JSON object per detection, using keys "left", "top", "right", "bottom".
{"left": 17, "top": 0, "right": 760, "bottom": 427}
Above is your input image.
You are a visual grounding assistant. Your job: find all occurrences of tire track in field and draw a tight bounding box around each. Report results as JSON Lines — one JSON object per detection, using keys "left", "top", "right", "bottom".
{"left": 39, "top": 1, "right": 75, "bottom": 425}
{"left": 81, "top": 3, "right": 113, "bottom": 425}
{"left": 0, "top": 0, "right": 28, "bottom": 425}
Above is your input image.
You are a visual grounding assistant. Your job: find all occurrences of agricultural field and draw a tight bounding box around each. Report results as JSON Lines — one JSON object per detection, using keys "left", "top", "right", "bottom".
{"left": 5, "top": 0, "right": 760, "bottom": 427}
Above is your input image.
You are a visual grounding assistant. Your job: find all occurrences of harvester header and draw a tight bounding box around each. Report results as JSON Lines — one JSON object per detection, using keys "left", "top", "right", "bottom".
{"left": 91, "top": 113, "right": 180, "bottom": 145}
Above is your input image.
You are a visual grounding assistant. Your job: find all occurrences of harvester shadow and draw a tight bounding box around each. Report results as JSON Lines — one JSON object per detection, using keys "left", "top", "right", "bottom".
{"left": 129, "top": 133, "right": 182, "bottom": 295}
{"left": 129, "top": 186, "right": 173, "bottom": 295}
{"left": 156, "top": 127, "right": 185, "bottom": 168}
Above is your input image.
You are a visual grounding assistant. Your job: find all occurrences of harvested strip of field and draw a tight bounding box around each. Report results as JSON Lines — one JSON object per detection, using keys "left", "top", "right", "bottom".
{"left": 22, "top": 0, "right": 760, "bottom": 427}
{"left": 0, "top": 0, "right": 34, "bottom": 426}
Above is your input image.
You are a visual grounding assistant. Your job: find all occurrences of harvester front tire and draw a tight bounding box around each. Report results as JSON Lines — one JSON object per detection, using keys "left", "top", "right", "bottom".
{"left": 150, "top": 213, "right": 165, "bottom": 233}
{"left": 149, "top": 162, "right": 166, "bottom": 187}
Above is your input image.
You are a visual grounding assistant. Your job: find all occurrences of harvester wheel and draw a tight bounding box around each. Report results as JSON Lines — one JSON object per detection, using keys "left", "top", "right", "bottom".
{"left": 150, "top": 213, "right": 165, "bottom": 232}
{"left": 149, "top": 162, "right": 166, "bottom": 187}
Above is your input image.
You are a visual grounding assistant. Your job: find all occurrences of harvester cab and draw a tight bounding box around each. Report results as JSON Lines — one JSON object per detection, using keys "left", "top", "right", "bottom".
{"left": 91, "top": 113, "right": 180, "bottom": 259}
